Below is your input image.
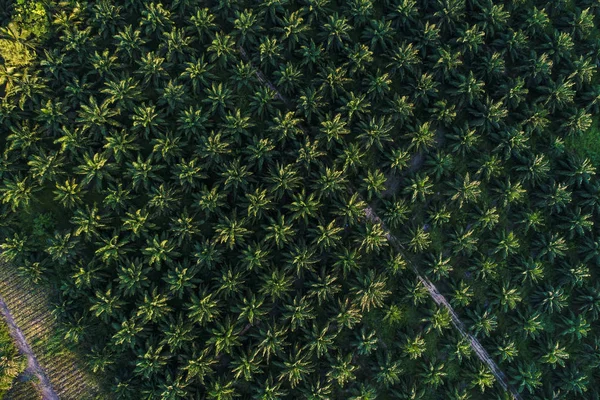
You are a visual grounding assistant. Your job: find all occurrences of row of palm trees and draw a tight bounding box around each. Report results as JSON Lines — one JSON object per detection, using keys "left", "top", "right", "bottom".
{"left": 1, "top": 0, "right": 600, "bottom": 398}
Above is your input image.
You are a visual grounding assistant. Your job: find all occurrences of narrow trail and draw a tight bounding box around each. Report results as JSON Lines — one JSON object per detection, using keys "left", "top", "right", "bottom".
{"left": 363, "top": 207, "right": 522, "bottom": 400}
{"left": 0, "top": 295, "right": 59, "bottom": 400}
{"left": 240, "top": 47, "right": 522, "bottom": 400}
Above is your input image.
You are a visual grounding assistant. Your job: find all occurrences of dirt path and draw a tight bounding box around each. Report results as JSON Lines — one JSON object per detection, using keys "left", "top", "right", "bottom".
{"left": 240, "top": 47, "right": 522, "bottom": 400}
{"left": 364, "top": 206, "right": 522, "bottom": 400}
{"left": 0, "top": 295, "right": 59, "bottom": 400}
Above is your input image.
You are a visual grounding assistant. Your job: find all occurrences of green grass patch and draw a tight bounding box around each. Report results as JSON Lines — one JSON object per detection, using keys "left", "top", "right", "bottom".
{"left": 0, "top": 319, "right": 27, "bottom": 398}
{"left": 566, "top": 118, "right": 600, "bottom": 166}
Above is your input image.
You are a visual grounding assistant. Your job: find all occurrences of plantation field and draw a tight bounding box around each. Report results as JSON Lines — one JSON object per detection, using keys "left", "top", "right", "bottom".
{"left": 2, "top": 0, "right": 600, "bottom": 399}
{"left": 0, "top": 261, "right": 104, "bottom": 400}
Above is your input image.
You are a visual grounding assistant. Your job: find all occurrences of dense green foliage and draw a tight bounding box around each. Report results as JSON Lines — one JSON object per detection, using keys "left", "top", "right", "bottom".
{"left": 0, "top": 320, "right": 26, "bottom": 397}
{"left": 1, "top": 0, "right": 600, "bottom": 399}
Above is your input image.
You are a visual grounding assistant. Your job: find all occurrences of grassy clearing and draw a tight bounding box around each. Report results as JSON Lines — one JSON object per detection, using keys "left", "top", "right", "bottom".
{"left": 0, "top": 262, "right": 105, "bottom": 400}
{"left": 566, "top": 119, "right": 600, "bottom": 166}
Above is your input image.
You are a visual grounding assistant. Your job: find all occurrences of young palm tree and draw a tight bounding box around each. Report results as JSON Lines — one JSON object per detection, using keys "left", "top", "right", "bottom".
{"left": 351, "top": 270, "right": 390, "bottom": 311}
{"left": 276, "top": 345, "right": 314, "bottom": 388}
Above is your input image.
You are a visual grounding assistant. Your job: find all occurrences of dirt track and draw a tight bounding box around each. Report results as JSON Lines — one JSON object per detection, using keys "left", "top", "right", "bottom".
{"left": 0, "top": 295, "right": 59, "bottom": 400}
{"left": 364, "top": 206, "right": 523, "bottom": 400}
{"left": 239, "top": 45, "right": 522, "bottom": 399}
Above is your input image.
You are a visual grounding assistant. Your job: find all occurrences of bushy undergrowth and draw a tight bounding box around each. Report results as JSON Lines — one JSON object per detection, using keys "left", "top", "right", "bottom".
{"left": 0, "top": 322, "right": 26, "bottom": 397}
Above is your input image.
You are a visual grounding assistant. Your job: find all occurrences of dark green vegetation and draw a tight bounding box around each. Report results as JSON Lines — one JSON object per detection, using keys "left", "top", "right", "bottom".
{"left": 0, "top": 317, "right": 26, "bottom": 398}
{"left": 1, "top": 0, "right": 600, "bottom": 399}
{"left": 567, "top": 116, "right": 600, "bottom": 165}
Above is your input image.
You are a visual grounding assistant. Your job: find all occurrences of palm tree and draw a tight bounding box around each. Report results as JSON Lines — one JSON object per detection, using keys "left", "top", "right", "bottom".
{"left": 512, "top": 307, "right": 546, "bottom": 341}
{"left": 213, "top": 216, "right": 250, "bottom": 250}
{"left": 90, "top": 288, "right": 124, "bottom": 323}
{"left": 328, "top": 353, "right": 357, "bottom": 387}
{"left": 253, "top": 374, "right": 288, "bottom": 399}
{"left": 412, "top": 72, "right": 439, "bottom": 106}
{"left": 230, "top": 348, "right": 263, "bottom": 382}
{"left": 318, "top": 113, "right": 349, "bottom": 149}
{"left": 466, "top": 306, "right": 498, "bottom": 338}
{"left": 253, "top": 321, "right": 288, "bottom": 362}
{"left": 403, "top": 333, "right": 427, "bottom": 360}
{"left": 560, "top": 311, "right": 591, "bottom": 343}
{"left": 447, "top": 172, "right": 481, "bottom": 209}
{"left": 232, "top": 294, "right": 267, "bottom": 326}
{"left": 312, "top": 166, "right": 348, "bottom": 200}
{"left": 456, "top": 24, "right": 485, "bottom": 55}
{"left": 267, "top": 163, "right": 302, "bottom": 200}
{"left": 470, "top": 365, "right": 495, "bottom": 393}
{"left": 142, "top": 234, "right": 180, "bottom": 269}
{"left": 114, "top": 25, "right": 146, "bottom": 62}
{"left": 356, "top": 221, "right": 388, "bottom": 254}
{"left": 334, "top": 193, "right": 367, "bottom": 227}
{"left": 305, "top": 323, "right": 336, "bottom": 359}
{"left": 425, "top": 252, "right": 453, "bottom": 281}
{"left": 219, "top": 158, "right": 253, "bottom": 193}
{"left": 320, "top": 13, "right": 351, "bottom": 50}
{"left": 274, "top": 61, "right": 303, "bottom": 96}
{"left": 509, "top": 362, "right": 542, "bottom": 394}
{"left": 357, "top": 116, "right": 393, "bottom": 151}
{"left": 163, "top": 262, "right": 199, "bottom": 299}
{"left": 283, "top": 295, "right": 315, "bottom": 331}
{"left": 258, "top": 36, "right": 284, "bottom": 71}
{"left": 381, "top": 197, "right": 410, "bottom": 229}
{"left": 362, "top": 18, "right": 393, "bottom": 50}
{"left": 187, "top": 289, "right": 221, "bottom": 326}
{"left": 419, "top": 358, "right": 447, "bottom": 389}
{"left": 136, "top": 288, "right": 172, "bottom": 324}
{"left": 557, "top": 365, "right": 589, "bottom": 396}
{"left": 75, "top": 151, "right": 117, "bottom": 190}
{"left": 71, "top": 203, "right": 108, "bottom": 240}
{"left": 207, "top": 317, "right": 241, "bottom": 355}
{"left": 187, "top": 7, "right": 216, "bottom": 41}
{"left": 450, "top": 70, "right": 485, "bottom": 107}
{"left": 206, "top": 378, "right": 238, "bottom": 400}
{"left": 111, "top": 317, "right": 145, "bottom": 350}
{"left": 207, "top": 31, "right": 237, "bottom": 66}
{"left": 45, "top": 232, "right": 80, "bottom": 266}
{"left": 276, "top": 10, "right": 309, "bottom": 51}
{"left": 180, "top": 56, "right": 215, "bottom": 97}
{"left": 101, "top": 75, "right": 142, "bottom": 110}
{"left": 404, "top": 173, "right": 434, "bottom": 203}
{"left": 351, "top": 270, "right": 390, "bottom": 311}
{"left": 116, "top": 257, "right": 151, "bottom": 298}
{"left": 406, "top": 121, "right": 436, "bottom": 153}
{"left": 540, "top": 341, "right": 569, "bottom": 369}
{"left": 259, "top": 268, "right": 294, "bottom": 303}
{"left": 203, "top": 82, "right": 234, "bottom": 116}
{"left": 406, "top": 225, "right": 431, "bottom": 253}
{"left": 0, "top": 175, "right": 37, "bottom": 211}
{"left": 277, "top": 345, "right": 314, "bottom": 388}
{"left": 449, "top": 279, "right": 473, "bottom": 308}
{"left": 532, "top": 284, "right": 568, "bottom": 315}
{"left": 183, "top": 348, "right": 217, "bottom": 385}
{"left": 308, "top": 269, "right": 341, "bottom": 306}
{"left": 104, "top": 129, "right": 140, "bottom": 163}
{"left": 311, "top": 220, "right": 343, "bottom": 251}
{"left": 283, "top": 242, "right": 319, "bottom": 277}
{"left": 493, "top": 335, "right": 518, "bottom": 363}
{"left": 263, "top": 213, "right": 295, "bottom": 249}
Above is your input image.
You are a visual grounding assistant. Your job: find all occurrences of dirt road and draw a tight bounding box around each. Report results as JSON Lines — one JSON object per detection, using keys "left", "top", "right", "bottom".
{"left": 241, "top": 47, "right": 521, "bottom": 399}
